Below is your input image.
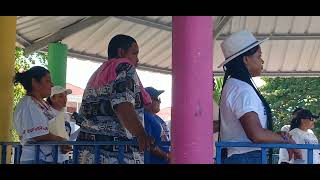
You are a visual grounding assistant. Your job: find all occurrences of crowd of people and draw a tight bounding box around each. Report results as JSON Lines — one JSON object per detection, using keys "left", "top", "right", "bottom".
{"left": 13, "top": 34, "right": 170, "bottom": 164}
{"left": 13, "top": 31, "right": 319, "bottom": 164}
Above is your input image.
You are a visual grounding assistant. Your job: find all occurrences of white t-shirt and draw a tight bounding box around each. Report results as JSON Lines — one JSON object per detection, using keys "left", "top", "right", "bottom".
{"left": 14, "top": 96, "right": 56, "bottom": 162}
{"left": 279, "top": 128, "right": 319, "bottom": 164}
{"left": 220, "top": 78, "right": 267, "bottom": 157}
{"left": 52, "top": 109, "right": 71, "bottom": 163}
{"left": 280, "top": 125, "right": 314, "bottom": 133}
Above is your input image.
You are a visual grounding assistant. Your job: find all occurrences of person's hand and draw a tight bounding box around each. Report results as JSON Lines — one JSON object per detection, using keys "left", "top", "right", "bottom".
{"left": 60, "top": 145, "right": 72, "bottom": 154}
{"left": 165, "top": 152, "right": 171, "bottom": 162}
{"left": 284, "top": 137, "right": 302, "bottom": 160}
{"left": 292, "top": 149, "right": 303, "bottom": 160}
{"left": 150, "top": 136, "right": 156, "bottom": 148}
{"left": 136, "top": 132, "right": 151, "bottom": 152}
{"left": 287, "top": 148, "right": 302, "bottom": 160}
{"left": 277, "top": 131, "right": 292, "bottom": 140}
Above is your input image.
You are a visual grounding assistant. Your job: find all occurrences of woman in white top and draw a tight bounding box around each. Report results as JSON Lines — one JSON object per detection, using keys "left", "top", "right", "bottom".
{"left": 278, "top": 107, "right": 314, "bottom": 164}
{"left": 13, "top": 66, "right": 71, "bottom": 164}
{"left": 279, "top": 109, "right": 320, "bottom": 164}
{"left": 218, "top": 31, "right": 301, "bottom": 164}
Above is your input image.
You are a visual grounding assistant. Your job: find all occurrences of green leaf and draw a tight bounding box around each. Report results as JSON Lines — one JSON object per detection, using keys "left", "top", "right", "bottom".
{"left": 260, "top": 77, "right": 320, "bottom": 137}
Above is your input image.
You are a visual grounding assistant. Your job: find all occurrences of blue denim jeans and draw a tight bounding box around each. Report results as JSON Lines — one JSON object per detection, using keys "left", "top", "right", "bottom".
{"left": 223, "top": 150, "right": 262, "bottom": 164}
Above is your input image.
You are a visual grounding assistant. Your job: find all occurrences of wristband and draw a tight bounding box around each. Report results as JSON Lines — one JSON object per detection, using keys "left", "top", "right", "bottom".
{"left": 282, "top": 135, "right": 289, "bottom": 143}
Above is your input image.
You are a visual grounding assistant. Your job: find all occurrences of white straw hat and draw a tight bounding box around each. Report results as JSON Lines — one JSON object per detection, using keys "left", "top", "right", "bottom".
{"left": 217, "top": 30, "right": 269, "bottom": 68}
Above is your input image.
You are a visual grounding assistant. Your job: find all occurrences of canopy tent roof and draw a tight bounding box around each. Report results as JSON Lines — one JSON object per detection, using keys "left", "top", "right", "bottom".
{"left": 15, "top": 16, "right": 320, "bottom": 76}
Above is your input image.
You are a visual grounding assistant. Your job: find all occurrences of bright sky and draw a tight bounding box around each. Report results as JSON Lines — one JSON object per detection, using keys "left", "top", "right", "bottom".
{"left": 30, "top": 57, "right": 264, "bottom": 110}
{"left": 65, "top": 58, "right": 265, "bottom": 110}
{"left": 65, "top": 58, "right": 173, "bottom": 109}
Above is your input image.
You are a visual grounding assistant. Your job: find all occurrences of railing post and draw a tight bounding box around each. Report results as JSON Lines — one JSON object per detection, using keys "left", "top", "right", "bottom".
{"left": 144, "top": 150, "right": 150, "bottom": 164}
{"left": 1, "top": 145, "right": 7, "bottom": 164}
{"left": 261, "top": 148, "right": 267, "bottom": 164}
{"left": 72, "top": 145, "right": 79, "bottom": 164}
{"left": 216, "top": 144, "right": 222, "bottom": 164}
{"left": 14, "top": 146, "right": 18, "bottom": 164}
{"left": 118, "top": 145, "right": 125, "bottom": 164}
{"left": 307, "top": 149, "right": 313, "bottom": 164}
{"left": 95, "top": 145, "right": 100, "bottom": 164}
{"left": 53, "top": 145, "right": 59, "bottom": 163}
{"left": 35, "top": 145, "right": 40, "bottom": 164}
{"left": 16, "top": 145, "right": 22, "bottom": 164}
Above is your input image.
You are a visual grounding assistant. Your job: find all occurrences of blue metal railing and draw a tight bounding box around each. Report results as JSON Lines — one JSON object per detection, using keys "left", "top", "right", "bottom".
{"left": 5, "top": 141, "right": 316, "bottom": 164}
{"left": 215, "top": 141, "right": 320, "bottom": 164}
{"left": 0, "top": 141, "right": 171, "bottom": 164}
{"left": 0, "top": 142, "right": 22, "bottom": 164}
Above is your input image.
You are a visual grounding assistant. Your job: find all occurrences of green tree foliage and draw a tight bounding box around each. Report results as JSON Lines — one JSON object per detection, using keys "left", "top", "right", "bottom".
{"left": 213, "top": 77, "right": 223, "bottom": 104}
{"left": 260, "top": 77, "right": 320, "bottom": 137}
{"left": 11, "top": 47, "right": 47, "bottom": 142}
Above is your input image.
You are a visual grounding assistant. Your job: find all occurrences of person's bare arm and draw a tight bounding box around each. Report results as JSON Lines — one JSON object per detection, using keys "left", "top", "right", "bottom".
{"left": 115, "top": 102, "right": 146, "bottom": 137}
{"left": 240, "top": 111, "right": 302, "bottom": 159}
{"left": 150, "top": 146, "right": 169, "bottom": 161}
{"left": 32, "top": 133, "right": 66, "bottom": 142}
{"left": 240, "top": 112, "right": 285, "bottom": 143}
{"left": 32, "top": 133, "right": 72, "bottom": 154}
{"left": 115, "top": 102, "right": 150, "bottom": 152}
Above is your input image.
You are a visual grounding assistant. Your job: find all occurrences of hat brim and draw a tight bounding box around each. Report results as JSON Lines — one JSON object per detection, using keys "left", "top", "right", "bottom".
{"left": 155, "top": 90, "right": 165, "bottom": 97}
{"left": 51, "top": 89, "right": 72, "bottom": 97}
{"left": 312, "top": 115, "right": 319, "bottom": 119}
{"left": 66, "top": 89, "right": 72, "bottom": 95}
{"left": 217, "top": 37, "right": 269, "bottom": 68}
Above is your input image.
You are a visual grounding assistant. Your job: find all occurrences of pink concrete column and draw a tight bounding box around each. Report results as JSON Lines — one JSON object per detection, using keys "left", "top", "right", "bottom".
{"left": 171, "top": 16, "right": 214, "bottom": 164}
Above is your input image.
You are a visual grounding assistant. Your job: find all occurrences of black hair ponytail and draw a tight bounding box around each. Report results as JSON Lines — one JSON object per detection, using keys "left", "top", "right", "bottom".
{"left": 13, "top": 66, "right": 50, "bottom": 94}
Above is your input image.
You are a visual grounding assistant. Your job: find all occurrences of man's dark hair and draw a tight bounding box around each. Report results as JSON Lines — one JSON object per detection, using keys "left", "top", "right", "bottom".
{"left": 107, "top": 34, "right": 137, "bottom": 59}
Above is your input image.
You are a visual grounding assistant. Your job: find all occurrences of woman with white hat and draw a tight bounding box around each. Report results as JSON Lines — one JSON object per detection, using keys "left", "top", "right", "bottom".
{"left": 218, "top": 30, "right": 302, "bottom": 164}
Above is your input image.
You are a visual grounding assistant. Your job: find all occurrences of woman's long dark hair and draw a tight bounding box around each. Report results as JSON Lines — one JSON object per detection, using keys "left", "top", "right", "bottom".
{"left": 218, "top": 45, "right": 273, "bottom": 163}
{"left": 47, "top": 96, "right": 53, "bottom": 105}
{"left": 290, "top": 117, "right": 301, "bottom": 131}
{"left": 289, "top": 107, "right": 304, "bottom": 130}
{"left": 14, "top": 66, "right": 50, "bottom": 94}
